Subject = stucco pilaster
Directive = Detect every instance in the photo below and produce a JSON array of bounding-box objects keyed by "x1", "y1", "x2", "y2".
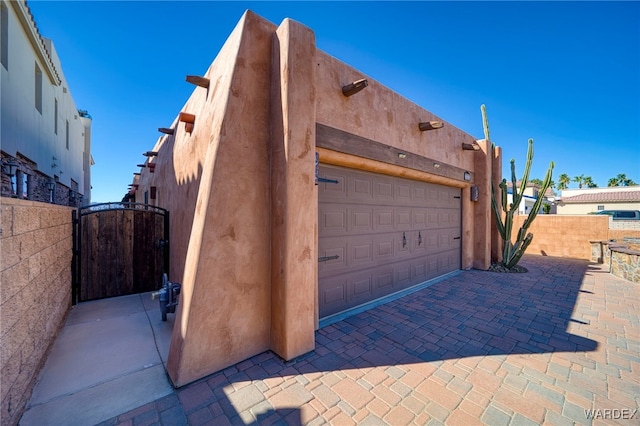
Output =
[
  {"x1": 166, "y1": 11, "x2": 275, "y2": 387},
  {"x1": 270, "y1": 19, "x2": 317, "y2": 360},
  {"x1": 461, "y1": 185, "x2": 473, "y2": 270},
  {"x1": 472, "y1": 140, "x2": 492, "y2": 270}
]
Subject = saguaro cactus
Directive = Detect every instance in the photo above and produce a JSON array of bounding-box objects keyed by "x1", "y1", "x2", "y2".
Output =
[{"x1": 482, "y1": 105, "x2": 554, "y2": 269}]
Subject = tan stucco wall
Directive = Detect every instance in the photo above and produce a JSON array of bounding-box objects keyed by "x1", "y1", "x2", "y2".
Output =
[
  {"x1": 131, "y1": 10, "x2": 498, "y2": 387},
  {"x1": 314, "y1": 53, "x2": 477, "y2": 172},
  {"x1": 0, "y1": 198, "x2": 72, "y2": 426},
  {"x1": 512, "y1": 215, "x2": 609, "y2": 260},
  {"x1": 150, "y1": 11, "x2": 277, "y2": 387},
  {"x1": 270, "y1": 19, "x2": 317, "y2": 359},
  {"x1": 313, "y1": 51, "x2": 492, "y2": 270}
]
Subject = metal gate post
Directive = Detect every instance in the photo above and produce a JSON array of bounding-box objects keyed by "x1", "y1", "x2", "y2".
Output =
[
  {"x1": 71, "y1": 209, "x2": 78, "y2": 305},
  {"x1": 164, "y1": 210, "x2": 170, "y2": 278}
]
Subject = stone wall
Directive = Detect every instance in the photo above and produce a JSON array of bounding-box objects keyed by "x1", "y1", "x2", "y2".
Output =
[
  {"x1": 0, "y1": 198, "x2": 73, "y2": 426},
  {"x1": 0, "y1": 153, "x2": 83, "y2": 207},
  {"x1": 610, "y1": 246, "x2": 640, "y2": 284},
  {"x1": 590, "y1": 241, "x2": 640, "y2": 284}
]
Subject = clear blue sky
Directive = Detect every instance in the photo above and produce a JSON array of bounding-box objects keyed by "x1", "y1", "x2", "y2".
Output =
[{"x1": 28, "y1": 1, "x2": 640, "y2": 202}]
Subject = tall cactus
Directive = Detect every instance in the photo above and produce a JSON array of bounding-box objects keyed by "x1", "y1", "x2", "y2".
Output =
[{"x1": 482, "y1": 105, "x2": 555, "y2": 269}]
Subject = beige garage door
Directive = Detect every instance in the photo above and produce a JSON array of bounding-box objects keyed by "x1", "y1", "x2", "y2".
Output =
[{"x1": 318, "y1": 165, "x2": 461, "y2": 319}]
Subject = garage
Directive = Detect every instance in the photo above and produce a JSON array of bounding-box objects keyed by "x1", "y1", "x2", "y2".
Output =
[{"x1": 318, "y1": 164, "x2": 462, "y2": 319}]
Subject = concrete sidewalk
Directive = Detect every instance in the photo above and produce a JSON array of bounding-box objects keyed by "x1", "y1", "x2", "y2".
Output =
[
  {"x1": 22, "y1": 255, "x2": 640, "y2": 425},
  {"x1": 20, "y1": 293, "x2": 175, "y2": 426}
]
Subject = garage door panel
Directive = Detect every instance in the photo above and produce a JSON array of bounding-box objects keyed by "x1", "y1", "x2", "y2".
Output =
[
  {"x1": 413, "y1": 186, "x2": 427, "y2": 205},
  {"x1": 374, "y1": 178, "x2": 395, "y2": 202},
  {"x1": 351, "y1": 272, "x2": 374, "y2": 305},
  {"x1": 319, "y1": 204, "x2": 348, "y2": 236},
  {"x1": 412, "y1": 259, "x2": 428, "y2": 283},
  {"x1": 350, "y1": 176, "x2": 373, "y2": 201},
  {"x1": 412, "y1": 231, "x2": 427, "y2": 254},
  {"x1": 351, "y1": 240, "x2": 374, "y2": 266},
  {"x1": 350, "y1": 207, "x2": 373, "y2": 233},
  {"x1": 374, "y1": 207, "x2": 395, "y2": 231},
  {"x1": 396, "y1": 183, "x2": 412, "y2": 204},
  {"x1": 373, "y1": 237, "x2": 395, "y2": 262},
  {"x1": 319, "y1": 170, "x2": 347, "y2": 198},
  {"x1": 318, "y1": 239, "x2": 347, "y2": 276},
  {"x1": 395, "y1": 209, "x2": 412, "y2": 230},
  {"x1": 374, "y1": 268, "x2": 394, "y2": 293},
  {"x1": 396, "y1": 232, "x2": 413, "y2": 258},
  {"x1": 413, "y1": 209, "x2": 427, "y2": 228},
  {"x1": 320, "y1": 276, "x2": 348, "y2": 317},
  {"x1": 318, "y1": 164, "x2": 461, "y2": 319},
  {"x1": 425, "y1": 232, "x2": 439, "y2": 254},
  {"x1": 396, "y1": 262, "x2": 412, "y2": 287}
]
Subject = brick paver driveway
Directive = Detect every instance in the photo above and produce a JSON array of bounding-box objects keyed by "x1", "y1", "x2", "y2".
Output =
[{"x1": 102, "y1": 255, "x2": 639, "y2": 425}]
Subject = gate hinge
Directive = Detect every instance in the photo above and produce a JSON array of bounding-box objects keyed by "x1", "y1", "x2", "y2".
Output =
[
  {"x1": 318, "y1": 255, "x2": 340, "y2": 262},
  {"x1": 316, "y1": 177, "x2": 339, "y2": 185}
]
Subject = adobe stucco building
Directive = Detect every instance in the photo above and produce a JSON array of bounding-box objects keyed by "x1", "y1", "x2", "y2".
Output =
[{"x1": 131, "y1": 11, "x2": 501, "y2": 387}]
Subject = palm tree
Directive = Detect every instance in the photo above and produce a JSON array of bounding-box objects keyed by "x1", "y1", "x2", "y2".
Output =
[
  {"x1": 608, "y1": 177, "x2": 620, "y2": 187},
  {"x1": 573, "y1": 174, "x2": 586, "y2": 189},
  {"x1": 583, "y1": 176, "x2": 597, "y2": 188},
  {"x1": 614, "y1": 173, "x2": 636, "y2": 186},
  {"x1": 557, "y1": 173, "x2": 571, "y2": 190}
]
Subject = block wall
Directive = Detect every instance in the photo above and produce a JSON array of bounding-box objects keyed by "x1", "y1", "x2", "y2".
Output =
[
  {"x1": 511, "y1": 215, "x2": 609, "y2": 260},
  {"x1": 0, "y1": 198, "x2": 73, "y2": 426}
]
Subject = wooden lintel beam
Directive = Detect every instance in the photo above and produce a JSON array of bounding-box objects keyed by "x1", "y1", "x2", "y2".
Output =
[
  {"x1": 462, "y1": 142, "x2": 480, "y2": 151},
  {"x1": 179, "y1": 112, "x2": 195, "y2": 124},
  {"x1": 186, "y1": 75, "x2": 210, "y2": 89},
  {"x1": 342, "y1": 79, "x2": 368, "y2": 97},
  {"x1": 316, "y1": 123, "x2": 473, "y2": 183},
  {"x1": 418, "y1": 121, "x2": 444, "y2": 131}
]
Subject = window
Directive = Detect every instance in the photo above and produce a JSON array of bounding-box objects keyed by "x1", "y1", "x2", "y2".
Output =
[
  {"x1": 54, "y1": 99, "x2": 58, "y2": 134},
  {"x1": 17, "y1": 172, "x2": 30, "y2": 199},
  {"x1": 66, "y1": 120, "x2": 69, "y2": 149},
  {"x1": 597, "y1": 205, "x2": 604, "y2": 211},
  {"x1": 9, "y1": 175, "x2": 16, "y2": 196},
  {"x1": 35, "y1": 64, "x2": 43, "y2": 113},
  {"x1": 1, "y1": 3, "x2": 8, "y2": 69},
  {"x1": 617, "y1": 211, "x2": 636, "y2": 219}
]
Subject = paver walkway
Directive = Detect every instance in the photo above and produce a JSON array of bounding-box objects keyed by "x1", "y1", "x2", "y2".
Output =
[{"x1": 99, "y1": 255, "x2": 639, "y2": 425}]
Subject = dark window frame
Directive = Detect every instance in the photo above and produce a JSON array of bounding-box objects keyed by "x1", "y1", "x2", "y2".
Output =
[{"x1": 35, "y1": 63, "x2": 43, "y2": 113}]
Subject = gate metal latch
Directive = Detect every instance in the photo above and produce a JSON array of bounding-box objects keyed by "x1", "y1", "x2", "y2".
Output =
[
  {"x1": 318, "y1": 255, "x2": 340, "y2": 262},
  {"x1": 151, "y1": 273, "x2": 181, "y2": 321}
]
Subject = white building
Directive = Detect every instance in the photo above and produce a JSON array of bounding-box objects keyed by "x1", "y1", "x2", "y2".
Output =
[
  {"x1": 506, "y1": 182, "x2": 554, "y2": 215},
  {"x1": 556, "y1": 186, "x2": 640, "y2": 215},
  {"x1": 1, "y1": 0, "x2": 92, "y2": 205}
]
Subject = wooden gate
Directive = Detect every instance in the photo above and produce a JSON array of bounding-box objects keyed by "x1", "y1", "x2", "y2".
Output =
[{"x1": 72, "y1": 202, "x2": 169, "y2": 303}]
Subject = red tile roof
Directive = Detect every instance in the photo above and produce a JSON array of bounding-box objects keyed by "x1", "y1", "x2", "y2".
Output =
[{"x1": 560, "y1": 191, "x2": 640, "y2": 203}]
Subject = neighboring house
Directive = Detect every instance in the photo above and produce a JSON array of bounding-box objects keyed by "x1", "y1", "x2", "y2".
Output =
[
  {"x1": 556, "y1": 186, "x2": 640, "y2": 215},
  {"x1": 0, "y1": 0, "x2": 92, "y2": 206},
  {"x1": 506, "y1": 181, "x2": 555, "y2": 214},
  {"x1": 129, "y1": 11, "x2": 504, "y2": 387}
]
